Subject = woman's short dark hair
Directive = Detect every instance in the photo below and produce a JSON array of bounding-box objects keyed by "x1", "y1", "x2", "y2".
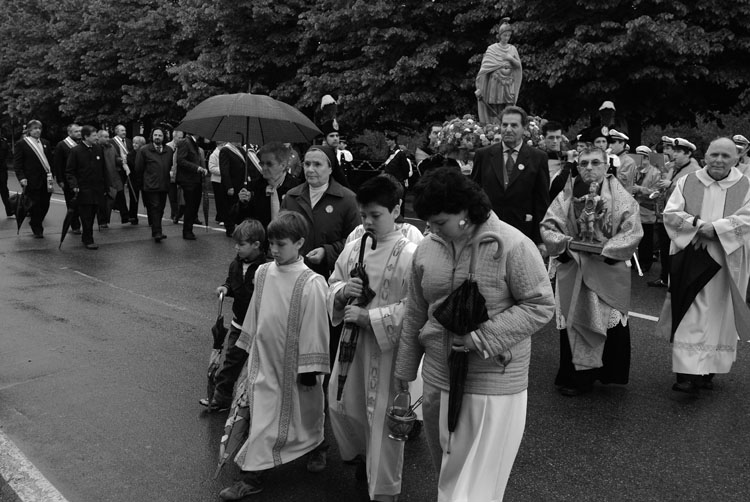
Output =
[
  {"x1": 267, "y1": 211, "x2": 309, "y2": 242},
  {"x1": 258, "y1": 142, "x2": 290, "y2": 165},
  {"x1": 356, "y1": 175, "x2": 400, "y2": 211},
  {"x1": 413, "y1": 167, "x2": 491, "y2": 224}
]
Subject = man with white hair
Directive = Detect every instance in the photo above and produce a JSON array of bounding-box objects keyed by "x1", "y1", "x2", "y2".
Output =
[{"x1": 657, "y1": 137, "x2": 750, "y2": 394}]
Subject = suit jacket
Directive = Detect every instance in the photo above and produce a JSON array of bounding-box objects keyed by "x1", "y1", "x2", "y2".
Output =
[
  {"x1": 175, "y1": 136, "x2": 204, "y2": 186},
  {"x1": 66, "y1": 143, "x2": 110, "y2": 205},
  {"x1": 472, "y1": 142, "x2": 550, "y2": 244},
  {"x1": 229, "y1": 173, "x2": 302, "y2": 228},
  {"x1": 111, "y1": 137, "x2": 133, "y2": 172},
  {"x1": 220, "y1": 147, "x2": 255, "y2": 193},
  {"x1": 53, "y1": 138, "x2": 78, "y2": 184},
  {"x1": 14, "y1": 137, "x2": 52, "y2": 191},
  {"x1": 135, "y1": 144, "x2": 174, "y2": 192}
]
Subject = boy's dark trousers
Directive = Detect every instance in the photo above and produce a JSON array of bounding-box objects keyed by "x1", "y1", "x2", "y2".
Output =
[{"x1": 213, "y1": 324, "x2": 249, "y2": 404}]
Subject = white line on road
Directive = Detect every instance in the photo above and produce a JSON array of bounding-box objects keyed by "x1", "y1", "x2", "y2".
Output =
[
  {"x1": 65, "y1": 268, "x2": 191, "y2": 313},
  {"x1": 0, "y1": 430, "x2": 70, "y2": 502}
]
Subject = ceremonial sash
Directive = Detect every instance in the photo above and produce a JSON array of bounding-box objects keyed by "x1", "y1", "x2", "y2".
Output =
[
  {"x1": 23, "y1": 137, "x2": 51, "y2": 174},
  {"x1": 64, "y1": 137, "x2": 77, "y2": 149}
]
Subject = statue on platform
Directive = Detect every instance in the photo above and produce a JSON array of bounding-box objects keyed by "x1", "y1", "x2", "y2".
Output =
[
  {"x1": 573, "y1": 182, "x2": 608, "y2": 251},
  {"x1": 475, "y1": 18, "x2": 523, "y2": 124}
]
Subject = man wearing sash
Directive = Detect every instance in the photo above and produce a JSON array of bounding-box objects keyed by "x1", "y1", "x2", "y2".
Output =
[
  {"x1": 111, "y1": 125, "x2": 137, "y2": 225},
  {"x1": 53, "y1": 124, "x2": 82, "y2": 234},
  {"x1": 220, "y1": 142, "x2": 258, "y2": 236},
  {"x1": 541, "y1": 146, "x2": 643, "y2": 396},
  {"x1": 14, "y1": 120, "x2": 53, "y2": 238},
  {"x1": 658, "y1": 138, "x2": 750, "y2": 394}
]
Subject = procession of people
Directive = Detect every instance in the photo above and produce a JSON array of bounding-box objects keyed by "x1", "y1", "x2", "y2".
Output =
[{"x1": 2, "y1": 16, "x2": 750, "y2": 502}]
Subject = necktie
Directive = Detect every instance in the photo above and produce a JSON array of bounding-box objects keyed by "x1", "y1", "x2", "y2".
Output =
[
  {"x1": 504, "y1": 150, "x2": 515, "y2": 188},
  {"x1": 269, "y1": 185, "x2": 280, "y2": 221}
]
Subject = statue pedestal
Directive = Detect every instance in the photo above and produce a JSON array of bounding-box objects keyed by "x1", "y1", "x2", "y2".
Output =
[{"x1": 569, "y1": 240, "x2": 604, "y2": 254}]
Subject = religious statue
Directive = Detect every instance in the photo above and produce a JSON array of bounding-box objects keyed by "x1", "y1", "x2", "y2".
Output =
[
  {"x1": 475, "y1": 18, "x2": 523, "y2": 124},
  {"x1": 571, "y1": 182, "x2": 607, "y2": 252}
]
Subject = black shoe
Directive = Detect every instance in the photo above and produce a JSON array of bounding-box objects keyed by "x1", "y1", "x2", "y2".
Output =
[
  {"x1": 672, "y1": 381, "x2": 699, "y2": 394},
  {"x1": 183, "y1": 232, "x2": 196, "y2": 240},
  {"x1": 647, "y1": 278, "x2": 668, "y2": 287},
  {"x1": 71, "y1": 229, "x2": 82, "y2": 235},
  {"x1": 154, "y1": 235, "x2": 163, "y2": 242},
  {"x1": 208, "y1": 397, "x2": 232, "y2": 413},
  {"x1": 558, "y1": 384, "x2": 592, "y2": 397},
  {"x1": 171, "y1": 216, "x2": 179, "y2": 224},
  {"x1": 219, "y1": 479, "x2": 263, "y2": 500},
  {"x1": 84, "y1": 243, "x2": 99, "y2": 250},
  {"x1": 33, "y1": 233, "x2": 44, "y2": 239},
  {"x1": 100, "y1": 224, "x2": 109, "y2": 229},
  {"x1": 194, "y1": 218, "x2": 204, "y2": 226},
  {"x1": 129, "y1": 218, "x2": 138, "y2": 225}
]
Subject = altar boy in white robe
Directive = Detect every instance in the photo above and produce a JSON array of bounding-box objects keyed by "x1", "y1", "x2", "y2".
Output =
[
  {"x1": 328, "y1": 176, "x2": 420, "y2": 502},
  {"x1": 658, "y1": 138, "x2": 750, "y2": 394},
  {"x1": 220, "y1": 211, "x2": 330, "y2": 501}
]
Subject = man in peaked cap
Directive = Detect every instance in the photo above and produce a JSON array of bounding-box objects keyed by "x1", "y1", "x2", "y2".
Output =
[
  {"x1": 608, "y1": 129, "x2": 637, "y2": 191},
  {"x1": 316, "y1": 119, "x2": 349, "y2": 188},
  {"x1": 648, "y1": 137, "x2": 701, "y2": 288},
  {"x1": 733, "y1": 134, "x2": 749, "y2": 175}
]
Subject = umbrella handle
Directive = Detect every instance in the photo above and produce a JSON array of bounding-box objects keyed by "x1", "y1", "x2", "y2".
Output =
[
  {"x1": 469, "y1": 232, "x2": 503, "y2": 275},
  {"x1": 218, "y1": 292, "x2": 224, "y2": 316}
]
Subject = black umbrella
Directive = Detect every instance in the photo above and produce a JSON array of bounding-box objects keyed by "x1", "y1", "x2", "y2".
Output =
[
  {"x1": 14, "y1": 189, "x2": 32, "y2": 234},
  {"x1": 176, "y1": 93, "x2": 321, "y2": 144},
  {"x1": 336, "y1": 230, "x2": 377, "y2": 400},
  {"x1": 206, "y1": 292, "x2": 229, "y2": 405},
  {"x1": 432, "y1": 232, "x2": 502, "y2": 452},
  {"x1": 667, "y1": 245, "x2": 721, "y2": 341},
  {"x1": 58, "y1": 195, "x2": 78, "y2": 249}
]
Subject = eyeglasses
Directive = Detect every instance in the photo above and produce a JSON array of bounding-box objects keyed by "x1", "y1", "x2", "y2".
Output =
[{"x1": 578, "y1": 160, "x2": 605, "y2": 168}]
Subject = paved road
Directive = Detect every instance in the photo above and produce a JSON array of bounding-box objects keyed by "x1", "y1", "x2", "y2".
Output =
[{"x1": 0, "y1": 185, "x2": 748, "y2": 502}]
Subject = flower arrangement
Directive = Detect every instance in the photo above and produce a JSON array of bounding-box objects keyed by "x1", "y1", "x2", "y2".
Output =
[
  {"x1": 526, "y1": 115, "x2": 544, "y2": 148},
  {"x1": 481, "y1": 123, "x2": 503, "y2": 147},
  {"x1": 436, "y1": 114, "x2": 485, "y2": 154}
]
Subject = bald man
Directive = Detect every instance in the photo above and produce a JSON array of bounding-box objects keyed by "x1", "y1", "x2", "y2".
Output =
[{"x1": 657, "y1": 138, "x2": 750, "y2": 394}]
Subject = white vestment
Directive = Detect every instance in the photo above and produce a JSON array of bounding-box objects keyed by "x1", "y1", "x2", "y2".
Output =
[
  {"x1": 327, "y1": 230, "x2": 417, "y2": 500},
  {"x1": 234, "y1": 259, "x2": 330, "y2": 471},
  {"x1": 661, "y1": 168, "x2": 750, "y2": 375}
]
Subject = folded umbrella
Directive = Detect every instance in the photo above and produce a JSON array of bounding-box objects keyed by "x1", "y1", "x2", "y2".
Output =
[
  {"x1": 336, "y1": 230, "x2": 377, "y2": 400},
  {"x1": 213, "y1": 377, "x2": 250, "y2": 479},
  {"x1": 432, "y1": 232, "x2": 502, "y2": 452},
  {"x1": 667, "y1": 245, "x2": 720, "y2": 341},
  {"x1": 14, "y1": 189, "x2": 33, "y2": 234},
  {"x1": 206, "y1": 293, "x2": 228, "y2": 404},
  {"x1": 59, "y1": 195, "x2": 78, "y2": 249}
]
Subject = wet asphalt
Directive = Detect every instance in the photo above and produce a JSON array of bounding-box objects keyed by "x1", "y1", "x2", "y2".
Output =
[{"x1": 0, "y1": 182, "x2": 748, "y2": 502}]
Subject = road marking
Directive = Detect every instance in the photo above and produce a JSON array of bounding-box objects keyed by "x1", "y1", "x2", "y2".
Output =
[
  {"x1": 628, "y1": 311, "x2": 659, "y2": 322},
  {"x1": 65, "y1": 268, "x2": 192, "y2": 313},
  {"x1": 0, "y1": 430, "x2": 70, "y2": 502}
]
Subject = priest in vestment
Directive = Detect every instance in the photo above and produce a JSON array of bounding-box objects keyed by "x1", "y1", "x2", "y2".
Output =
[
  {"x1": 541, "y1": 146, "x2": 643, "y2": 397},
  {"x1": 657, "y1": 138, "x2": 750, "y2": 394},
  {"x1": 328, "y1": 176, "x2": 420, "y2": 502}
]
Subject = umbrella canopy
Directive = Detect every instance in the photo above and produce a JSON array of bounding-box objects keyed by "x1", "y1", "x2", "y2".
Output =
[
  {"x1": 176, "y1": 93, "x2": 321, "y2": 144},
  {"x1": 13, "y1": 189, "x2": 33, "y2": 234},
  {"x1": 667, "y1": 245, "x2": 721, "y2": 341},
  {"x1": 336, "y1": 231, "x2": 377, "y2": 400},
  {"x1": 214, "y1": 379, "x2": 250, "y2": 479},
  {"x1": 432, "y1": 232, "x2": 502, "y2": 451}
]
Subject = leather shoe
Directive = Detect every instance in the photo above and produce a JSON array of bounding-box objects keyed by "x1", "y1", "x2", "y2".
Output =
[
  {"x1": 219, "y1": 479, "x2": 263, "y2": 500},
  {"x1": 33, "y1": 233, "x2": 44, "y2": 239},
  {"x1": 558, "y1": 385, "x2": 592, "y2": 397},
  {"x1": 71, "y1": 229, "x2": 82, "y2": 235},
  {"x1": 194, "y1": 218, "x2": 204, "y2": 225},
  {"x1": 183, "y1": 233, "x2": 196, "y2": 240},
  {"x1": 647, "y1": 278, "x2": 668, "y2": 288},
  {"x1": 84, "y1": 243, "x2": 99, "y2": 250},
  {"x1": 129, "y1": 218, "x2": 138, "y2": 225},
  {"x1": 672, "y1": 381, "x2": 698, "y2": 394}
]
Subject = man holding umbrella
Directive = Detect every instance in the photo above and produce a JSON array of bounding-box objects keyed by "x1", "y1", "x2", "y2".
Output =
[
  {"x1": 66, "y1": 125, "x2": 110, "y2": 250},
  {"x1": 657, "y1": 138, "x2": 750, "y2": 394}
]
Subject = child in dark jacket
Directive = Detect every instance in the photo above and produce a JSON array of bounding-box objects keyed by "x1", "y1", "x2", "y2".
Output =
[{"x1": 204, "y1": 218, "x2": 268, "y2": 411}]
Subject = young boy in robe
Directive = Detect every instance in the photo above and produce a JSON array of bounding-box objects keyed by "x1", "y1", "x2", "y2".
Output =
[
  {"x1": 328, "y1": 176, "x2": 420, "y2": 502},
  {"x1": 219, "y1": 211, "x2": 330, "y2": 501},
  {"x1": 200, "y1": 218, "x2": 267, "y2": 412}
]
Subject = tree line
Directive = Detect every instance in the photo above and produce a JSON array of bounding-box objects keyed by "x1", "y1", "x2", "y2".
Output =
[{"x1": 1, "y1": 0, "x2": 748, "y2": 142}]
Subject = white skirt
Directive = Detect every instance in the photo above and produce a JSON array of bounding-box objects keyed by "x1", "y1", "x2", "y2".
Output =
[{"x1": 437, "y1": 389, "x2": 527, "y2": 502}]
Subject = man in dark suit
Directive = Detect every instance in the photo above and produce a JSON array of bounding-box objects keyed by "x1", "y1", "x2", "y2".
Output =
[
  {"x1": 111, "y1": 124, "x2": 137, "y2": 225},
  {"x1": 66, "y1": 125, "x2": 110, "y2": 250},
  {"x1": 14, "y1": 120, "x2": 54, "y2": 237},
  {"x1": 175, "y1": 133, "x2": 208, "y2": 240},
  {"x1": 0, "y1": 135, "x2": 10, "y2": 217},
  {"x1": 472, "y1": 106, "x2": 550, "y2": 251},
  {"x1": 53, "y1": 124, "x2": 82, "y2": 233},
  {"x1": 220, "y1": 142, "x2": 257, "y2": 236}
]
